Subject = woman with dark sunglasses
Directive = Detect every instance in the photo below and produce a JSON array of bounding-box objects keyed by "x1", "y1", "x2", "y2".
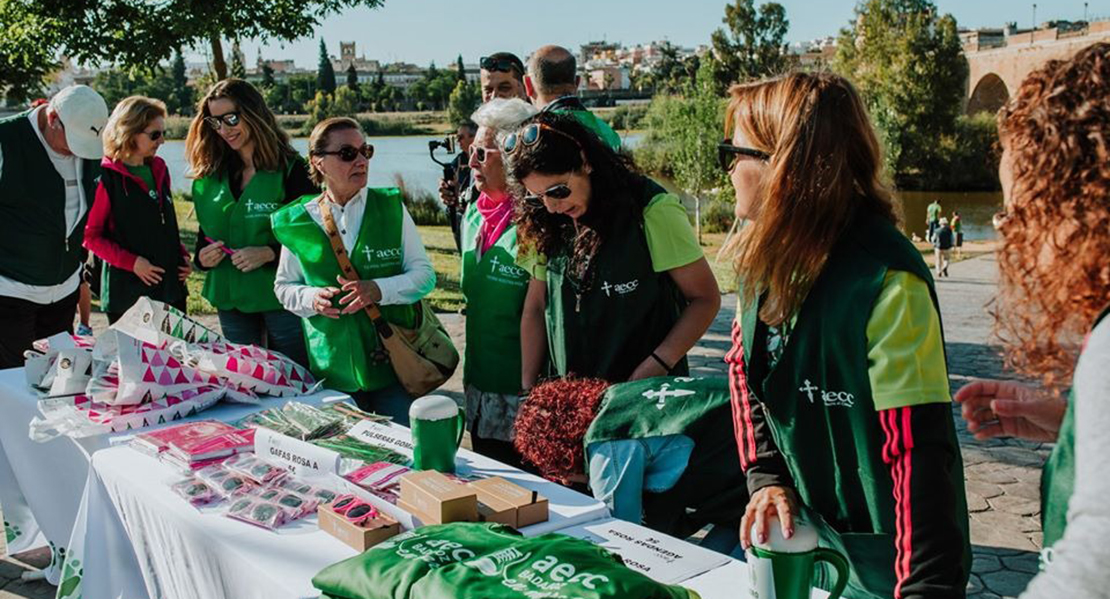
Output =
[
  {"x1": 724, "y1": 72, "x2": 968, "y2": 599},
  {"x1": 506, "y1": 112, "x2": 720, "y2": 388},
  {"x1": 184, "y1": 78, "x2": 316, "y2": 366},
  {"x1": 272, "y1": 117, "x2": 435, "y2": 424},
  {"x1": 84, "y1": 95, "x2": 190, "y2": 322}
]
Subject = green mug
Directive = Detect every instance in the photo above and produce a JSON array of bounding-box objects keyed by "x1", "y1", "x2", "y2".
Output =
[
  {"x1": 409, "y1": 395, "x2": 465, "y2": 473},
  {"x1": 746, "y1": 521, "x2": 849, "y2": 599}
]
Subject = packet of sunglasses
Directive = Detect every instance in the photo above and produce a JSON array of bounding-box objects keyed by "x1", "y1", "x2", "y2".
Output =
[
  {"x1": 275, "y1": 477, "x2": 340, "y2": 504},
  {"x1": 282, "y1": 402, "x2": 345, "y2": 440},
  {"x1": 311, "y1": 434, "x2": 408, "y2": 465},
  {"x1": 251, "y1": 487, "x2": 321, "y2": 519},
  {"x1": 194, "y1": 465, "x2": 257, "y2": 499},
  {"x1": 223, "y1": 453, "x2": 289, "y2": 485},
  {"x1": 170, "y1": 477, "x2": 221, "y2": 507},
  {"x1": 224, "y1": 496, "x2": 291, "y2": 530}
]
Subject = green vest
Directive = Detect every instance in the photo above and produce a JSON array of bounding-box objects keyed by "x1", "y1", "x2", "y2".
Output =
[
  {"x1": 0, "y1": 111, "x2": 100, "y2": 286},
  {"x1": 584, "y1": 376, "x2": 748, "y2": 536},
  {"x1": 546, "y1": 180, "x2": 688, "y2": 382},
  {"x1": 460, "y1": 201, "x2": 529, "y2": 394},
  {"x1": 270, "y1": 189, "x2": 417, "y2": 393},
  {"x1": 738, "y1": 212, "x2": 969, "y2": 599},
  {"x1": 193, "y1": 164, "x2": 296, "y2": 313}
]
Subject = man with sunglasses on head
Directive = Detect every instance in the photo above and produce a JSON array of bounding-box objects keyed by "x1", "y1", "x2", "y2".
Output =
[
  {"x1": 0, "y1": 85, "x2": 108, "y2": 368},
  {"x1": 479, "y1": 52, "x2": 529, "y2": 103},
  {"x1": 525, "y1": 45, "x2": 621, "y2": 151}
]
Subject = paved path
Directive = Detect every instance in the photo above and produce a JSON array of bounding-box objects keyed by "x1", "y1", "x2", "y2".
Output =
[{"x1": 1, "y1": 252, "x2": 1044, "y2": 597}]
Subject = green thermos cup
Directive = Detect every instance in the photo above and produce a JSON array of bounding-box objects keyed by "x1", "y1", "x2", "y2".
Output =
[
  {"x1": 746, "y1": 519, "x2": 849, "y2": 599},
  {"x1": 409, "y1": 395, "x2": 465, "y2": 473}
]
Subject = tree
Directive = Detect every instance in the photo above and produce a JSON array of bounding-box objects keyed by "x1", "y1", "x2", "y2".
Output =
[
  {"x1": 317, "y1": 38, "x2": 336, "y2": 94},
  {"x1": 832, "y1": 0, "x2": 968, "y2": 187},
  {"x1": 229, "y1": 40, "x2": 247, "y2": 79},
  {"x1": 346, "y1": 63, "x2": 359, "y2": 91},
  {"x1": 261, "y1": 63, "x2": 275, "y2": 88},
  {"x1": 709, "y1": 0, "x2": 790, "y2": 92},
  {"x1": 0, "y1": 0, "x2": 64, "y2": 103},
  {"x1": 446, "y1": 80, "x2": 480, "y2": 126},
  {"x1": 455, "y1": 55, "x2": 466, "y2": 81},
  {"x1": 332, "y1": 85, "x2": 358, "y2": 116},
  {"x1": 22, "y1": 0, "x2": 386, "y2": 80},
  {"x1": 171, "y1": 50, "x2": 194, "y2": 115}
]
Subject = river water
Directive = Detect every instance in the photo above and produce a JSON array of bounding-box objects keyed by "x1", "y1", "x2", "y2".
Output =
[{"x1": 159, "y1": 137, "x2": 1001, "y2": 242}]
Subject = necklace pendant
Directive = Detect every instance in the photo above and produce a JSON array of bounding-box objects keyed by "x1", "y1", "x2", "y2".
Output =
[{"x1": 575, "y1": 293, "x2": 581, "y2": 313}]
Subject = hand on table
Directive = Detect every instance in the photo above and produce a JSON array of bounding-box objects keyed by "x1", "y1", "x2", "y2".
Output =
[
  {"x1": 954, "y1": 379, "x2": 1065, "y2": 442},
  {"x1": 741, "y1": 485, "x2": 799, "y2": 549},
  {"x1": 133, "y1": 257, "x2": 164, "y2": 286},
  {"x1": 230, "y1": 246, "x2": 275, "y2": 273},
  {"x1": 337, "y1": 275, "x2": 383, "y2": 314}
]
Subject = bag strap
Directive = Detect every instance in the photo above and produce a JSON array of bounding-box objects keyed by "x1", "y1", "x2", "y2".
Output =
[{"x1": 317, "y1": 196, "x2": 395, "y2": 339}]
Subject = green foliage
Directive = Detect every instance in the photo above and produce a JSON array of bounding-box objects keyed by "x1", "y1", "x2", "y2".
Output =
[
  {"x1": 633, "y1": 42, "x2": 699, "y2": 94},
  {"x1": 171, "y1": 51, "x2": 194, "y2": 115},
  {"x1": 455, "y1": 55, "x2": 466, "y2": 81},
  {"x1": 833, "y1": 0, "x2": 971, "y2": 189},
  {"x1": 261, "y1": 63, "x2": 276, "y2": 88},
  {"x1": 0, "y1": 0, "x2": 64, "y2": 103},
  {"x1": 346, "y1": 63, "x2": 359, "y2": 91},
  {"x1": 393, "y1": 175, "x2": 448, "y2": 226},
  {"x1": 605, "y1": 104, "x2": 648, "y2": 131},
  {"x1": 229, "y1": 41, "x2": 247, "y2": 79},
  {"x1": 446, "y1": 80, "x2": 481, "y2": 127},
  {"x1": 701, "y1": 188, "x2": 738, "y2": 234},
  {"x1": 91, "y1": 66, "x2": 194, "y2": 116},
  {"x1": 709, "y1": 0, "x2": 790, "y2": 92},
  {"x1": 926, "y1": 113, "x2": 1000, "y2": 190},
  {"x1": 317, "y1": 38, "x2": 337, "y2": 94}
]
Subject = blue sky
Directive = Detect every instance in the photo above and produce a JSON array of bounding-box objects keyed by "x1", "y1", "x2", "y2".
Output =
[{"x1": 217, "y1": 1, "x2": 1101, "y2": 68}]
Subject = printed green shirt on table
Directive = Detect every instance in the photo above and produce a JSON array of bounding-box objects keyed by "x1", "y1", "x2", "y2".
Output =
[
  {"x1": 192, "y1": 162, "x2": 296, "y2": 313},
  {"x1": 270, "y1": 188, "x2": 417, "y2": 393}
]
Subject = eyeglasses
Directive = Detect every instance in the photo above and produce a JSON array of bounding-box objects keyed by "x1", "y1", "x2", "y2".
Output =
[
  {"x1": 204, "y1": 112, "x2": 241, "y2": 130},
  {"x1": 523, "y1": 183, "x2": 573, "y2": 205},
  {"x1": 142, "y1": 129, "x2": 164, "y2": 142},
  {"x1": 330, "y1": 494, "x2": 380, "y2": 526},
  {"x1": 313, "y1": 143, "x2": 375, "y2": 162},
  {"x1": 470, "y1": 145, "x2": 498, "y2": 164},
  {"x1": 480, "y1": 56, "x2": 523, "y2": 74},
  {"x1": 503, "y1": 122, "x2": 582, "y2": 155},
  {"x1": 718, "y1": 140, "x2": 770, "y2": 171}
]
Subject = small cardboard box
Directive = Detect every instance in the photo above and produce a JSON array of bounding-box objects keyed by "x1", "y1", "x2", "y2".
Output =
[
  {"x1": 469, "y1": 477, "x2": 549, "y2": 528},
  {"x1": 318, "y1": 503, "x2": 400, "y2": 552},
  {"x1": 398, "y1": 470, "x2": 477, "y2": 524},
  {"x1": 475, "y1": 494, "x2": 517, "y2": 527}
]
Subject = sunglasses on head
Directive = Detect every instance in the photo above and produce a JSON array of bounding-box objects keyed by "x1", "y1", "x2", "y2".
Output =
[
  {"x1": 718, "y1": 140, "x2": 770, "y2": 171},
  {"x1": 503, "y1": 122, "x2": 582, "y2": 155},
  {"x1": 480, "y1": 56, "x2": 523, "y2": 74},
  {"x1": 204, "y1": 112, "x2": 241, "y2": 130},
  {"x1": 143, "y1": 129, "x2": 164, "y2": 142},
  {"x1": 524, "y1": 183, "x2": 573, "y2": 205},
  {"x1": 313, "y1": 143, "x2": 375, "y2": 162},
  {"x1": 470, "y1": 145, "x2": 499, "y2": 164}
]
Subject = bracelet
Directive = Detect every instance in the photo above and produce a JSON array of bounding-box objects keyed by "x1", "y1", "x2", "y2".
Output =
[{"x1": 650, "y1": 352, "x2": 673, "y2": 373}]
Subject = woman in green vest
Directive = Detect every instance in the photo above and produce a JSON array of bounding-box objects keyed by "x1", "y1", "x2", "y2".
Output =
[
  {"x1": 724, "y1": 72, "x2": 969, "y2": 599},
  {"x1": 506, "y1": 113, "x2": 720, "y2": 388},
  {"x1": 84, "y1": 95, "x2": 190, "y2": 323},
  {"x1": 458, "y1": 98, "x2": 538, "y2": 466},
  {"x1": 272, "y1": 117, "x2": 435, "y2": 425},
  {"x1": 955, "y1": 44, "x2": 1110, "y2": 598},
  {"x1": 185, "y1": 78, "x2": 316, "y2": 366}
]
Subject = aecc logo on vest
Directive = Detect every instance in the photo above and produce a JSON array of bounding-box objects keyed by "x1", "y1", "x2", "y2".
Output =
[
  {"x1": 362, "y1": 246, "x2": 403, "y2": 263},
  {"x1": 489, "y1": 255, "x2": 527, "y2": 280},
  {"x1": 243, "y1": 199, "x2": 280, "y2": 216},
  {"x1": 798, "y1": 379, "x2": 855, "y2": 408},
  {"x1": 600, "y1": 279, "x2": 639, "y2": 297}
]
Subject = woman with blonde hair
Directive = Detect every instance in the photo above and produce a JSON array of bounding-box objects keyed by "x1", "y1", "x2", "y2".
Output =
[
  {"x1": 272, "y1": 117, "x2": 435, "y2": 423},
  {"x1": 84, "y1": 95, "x2": 189, "y2": 322},
  {"x1": 955, "y1": 43, "x2": 1110, "y2": 598},
  {"x1": 186, "y1": 78, "x2": 315, "y2": 365},
  {"x1": 724, "y1": 72, "x2": 969, "y2": 598}
]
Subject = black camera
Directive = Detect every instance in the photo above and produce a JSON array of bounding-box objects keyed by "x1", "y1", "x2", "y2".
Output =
[{"x1": 429, "y1": 135, "x2": 459, "y2": 181}]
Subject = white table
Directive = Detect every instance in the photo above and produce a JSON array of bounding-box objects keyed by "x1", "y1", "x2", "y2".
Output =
[{"x1": 0, "y1": 366, "x2": 344, "y2": 586}]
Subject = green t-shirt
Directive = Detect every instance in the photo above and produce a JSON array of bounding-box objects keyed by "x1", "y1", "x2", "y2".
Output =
[
  {"x1": 516, "y1": 193, "x2": 702, "y2": 280},
  {"x1": 926, "y1": 202, "x2": 941, "y2": 221},
  {"x1": 126, "y1": 163, "x2": 156, "y2": 194}
]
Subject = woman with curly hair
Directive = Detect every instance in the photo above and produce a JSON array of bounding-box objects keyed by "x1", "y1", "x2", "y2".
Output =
[
  {"x1": 507, "y1": 112, "x2": 720, "y2": 388},
  {"x1": 955, "y1": 43, "x2": 1110, "y2": 597},
  {"x1": 725, "y1": 71, "x2": 969, "y2": 599}
]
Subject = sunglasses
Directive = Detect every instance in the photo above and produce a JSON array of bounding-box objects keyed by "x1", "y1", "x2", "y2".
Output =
[
  {"x1": 718, "y1": 140, "x2": 771, "y2": 171},
  {"x1": 470, "y1": 145, "x2": 498, "y2": 164},
  {"x1": 524, "y1": 183, "x2": 573, "y2": 205},
  {"x1": 331, "y1": 494, "x2": 380, "y2": 526},
  {"x1": 313, "y1": 143, "x2": 374, "y2": 162},
  {"x1": 142, "y1": 129, "x2": 164, "y2": 142},
  {"x1": 480, "y1": 56, "x2": 523, "y2": 74},
  {"x1": 204, "y1": 112, "x2": 241, "y2": 130},
  {"x1": 503, "y1": 122, "x2": 582, "y2": 155}
]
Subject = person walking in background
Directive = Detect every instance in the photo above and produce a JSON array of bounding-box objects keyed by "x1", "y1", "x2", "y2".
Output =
[
  {"x1": 723, "y1": 72, "x2": 968, "y2": 599},
  {"x1": 955, "y1": 43, "x2": 1110, "y2": 599},
  {"x1": 925, "y1": 198, "x2": 941, "y2": 243},
  {"x1": 510, "y1": 112, "x2": 720, "y2": 388},
  {"x1": 951, "y1": 210, "x2": 963, "y2": 259},
  {"x1": 525, "y1": 45, "x2": 622, "y2": 150},
  {"x1": 0, "y1": 85, "x2": 107, "y2": 367},
  {"x1": 272, "y1": 117, "x2": 435, "y2": 423},
  {"x1": 459, "y1": 98, "x2": 538, "y2": 467},
  {"x1": 84, "y1": 96, "x2": 190, "y2": 323},
  {"x1": 186, "y1": 78, "x2": 315, "y2": 366},
  {"x1": 933, "y1": 216, "x2": 953, "y2": 278}
]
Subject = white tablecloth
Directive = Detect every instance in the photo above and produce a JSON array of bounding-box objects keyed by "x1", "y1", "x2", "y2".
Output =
[{"x1": 0, "y1": 366, "x2": 344, "y2": 586}]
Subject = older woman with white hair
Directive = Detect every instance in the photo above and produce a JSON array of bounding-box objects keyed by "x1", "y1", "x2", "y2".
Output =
[{"x1": 460, "y1": 98, "x2": 538, "y2": 466}]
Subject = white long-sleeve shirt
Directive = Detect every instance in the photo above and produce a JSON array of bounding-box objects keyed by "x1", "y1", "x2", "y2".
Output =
[
  {"x1": 1020, "y1": 317, "x2": 1110, "y2": 599},
  {"x1": 273, "y1": 188, "x2": 435, "y2": 318}
]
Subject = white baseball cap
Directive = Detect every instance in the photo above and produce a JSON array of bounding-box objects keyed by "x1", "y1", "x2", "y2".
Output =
[{"x1": 49, "y1": 85, "x2": 109, "y2": 160}]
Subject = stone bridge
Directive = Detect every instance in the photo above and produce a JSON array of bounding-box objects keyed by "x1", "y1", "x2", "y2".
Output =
[{"x1": 963, "y1": 20, "x2": 1110, "y2": 114}]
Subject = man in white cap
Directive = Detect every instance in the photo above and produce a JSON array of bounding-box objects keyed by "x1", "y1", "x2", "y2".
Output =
[{"x1": 0, "y1": 84, "x2": 108, "y2": 367}]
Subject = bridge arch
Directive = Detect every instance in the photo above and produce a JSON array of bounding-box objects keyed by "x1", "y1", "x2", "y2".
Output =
[{"x1": 967, "y1": 73, "x2": 1009, "y2": 115}]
